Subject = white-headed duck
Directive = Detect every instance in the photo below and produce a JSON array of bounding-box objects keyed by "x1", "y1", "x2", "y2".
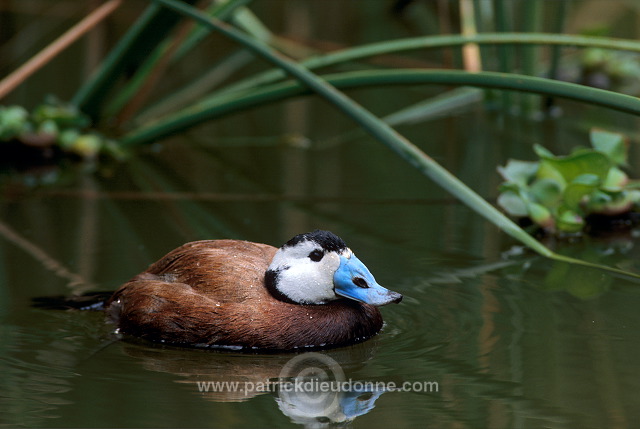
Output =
[{"x1": 105, "y1": 230, "x2": 402, "y2": 351}]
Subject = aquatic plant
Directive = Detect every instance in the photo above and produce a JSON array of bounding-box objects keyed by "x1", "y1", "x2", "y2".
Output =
[
  {"x1": 0, "y1": 99, "x2": 122, "y2": 159},
  {"x1": 498, "y1": 129, "x2": 640, "y2": 235}
]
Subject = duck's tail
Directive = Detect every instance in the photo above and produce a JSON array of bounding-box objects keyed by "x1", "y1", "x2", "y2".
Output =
[{"x1": 31, "y1": 291, "x2": 113, "y2": 311}]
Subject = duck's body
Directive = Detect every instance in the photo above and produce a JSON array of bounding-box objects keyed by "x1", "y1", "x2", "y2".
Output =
[{"x1": 106, "y1": 231, "x2": 401, "y2": 351}]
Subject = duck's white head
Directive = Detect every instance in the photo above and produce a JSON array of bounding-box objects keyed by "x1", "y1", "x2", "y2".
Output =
[{"x1": 265, "y1": 230, "x2": 402, "y2": 306}]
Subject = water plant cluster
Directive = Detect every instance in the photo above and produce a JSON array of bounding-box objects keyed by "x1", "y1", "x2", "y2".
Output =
[
  {"x1": 498, "y1": 129, "x2": 640, "y2": 235},
  {"x1": 0, "y1": 100, "x2": 121, "y2": 159}
]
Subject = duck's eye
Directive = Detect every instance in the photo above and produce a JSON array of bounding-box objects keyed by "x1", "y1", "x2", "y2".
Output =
[
  {"x1": 308, "y1": 249, "x2": 324, "y2": 262},
  {"x1": 353, "y1": 277, "x2": 369, "y2": 288}
]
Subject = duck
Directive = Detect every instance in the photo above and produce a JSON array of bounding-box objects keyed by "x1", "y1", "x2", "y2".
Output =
[{"x1": 105, "y1": 230, "x2": 402, "y2": 351}]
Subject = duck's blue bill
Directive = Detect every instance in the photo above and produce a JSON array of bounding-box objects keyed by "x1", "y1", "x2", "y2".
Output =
[{"x1": 333, "y1": 255, "x2": 402, "y2": 306}]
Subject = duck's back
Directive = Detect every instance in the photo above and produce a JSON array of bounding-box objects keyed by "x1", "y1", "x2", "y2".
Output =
[
  {"x1": 140, "y1": 239, "x2": 277, "y2": 302},
  {"x1": 106, "y1": 240, "x2": 383, "y2": 350}
]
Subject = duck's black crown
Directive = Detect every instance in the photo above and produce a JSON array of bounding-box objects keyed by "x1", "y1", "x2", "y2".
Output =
[{"x1": 283, "y1": 230, "x2": 348, "y2": 253}]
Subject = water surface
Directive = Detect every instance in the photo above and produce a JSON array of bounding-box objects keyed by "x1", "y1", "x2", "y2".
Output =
[{"x1": 2, "y1": 105, "x2": 640, "y2": 428}]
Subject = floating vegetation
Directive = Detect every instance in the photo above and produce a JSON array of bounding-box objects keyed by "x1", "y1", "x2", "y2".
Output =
[
  {"x1": 498, "y1": 129, "x2": 640, "y2": 236},
  {"x1": 0, "y1": 99, "x2": 124, "y2": 161}
]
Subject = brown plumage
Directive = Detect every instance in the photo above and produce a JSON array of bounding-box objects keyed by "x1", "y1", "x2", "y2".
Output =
[{"x1": 105, "y1": 239, "x2": 385, "y2": 351}]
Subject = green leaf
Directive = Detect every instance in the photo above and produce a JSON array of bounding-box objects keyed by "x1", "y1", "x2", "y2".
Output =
[
  {"x1": 527, "y1": 202, "x2": 554, "y2": 229},
  {"x1": 588, "y1": 190, "x2": 634, "y2": 215},
  {"x1": 573, "y1": 173, "x2": 601, "y2": 186},
  {"x1": 563, "y1": 174, "x2": 601, "y2": 209},
  {"x1": 536, "y1": 160, "x2": 566, "y2": 188},
  {"x1": 539, "y1": 150, "x2": 611, "y2": 183},
  {"x1": 629, "y1": 189, "x2": 640, "y2": 205},
  {"x1": 497, "y1": 160, "x2": 539, "y2": 186},
  {"x1": 556, "y1": 208, "x2": 585, "y2": 233},
  {"x1": 602, "y1": 166, "x2": 628, "y2": 191},
  {"x1": 497, "y1": 191, "x2": 528, "y2": 217},
  {"x1": 498, "y1": 182, "x2": 522, "y2": 193},
  {"x1": 529, "y1": 178, "x2": 563, "y2": 207},
  {"x1": 590, "y1": 128, "x2": 628, "y2": 166},
  {"x1": 533, "y1": 144, "x2": 555, "y2": 158},
  {"x1": 0, "y1": 105, "x2": 29, "y2": 139},
  {"x1": 32, "y1": 102, "x2": 89, "y2": 129},
  {"x1": 586, "y1": 190, "x2": 613, "y2": 211},
  {"x1": 70, "y1": 134, "x2": 102, "y2": 158}
]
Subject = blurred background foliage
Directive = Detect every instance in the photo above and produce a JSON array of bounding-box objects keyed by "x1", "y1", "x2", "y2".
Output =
[{"x1": 2, "y1": 0, "x2": 640, "y2": 157}]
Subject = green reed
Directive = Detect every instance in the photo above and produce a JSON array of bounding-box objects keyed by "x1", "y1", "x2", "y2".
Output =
[
  {"x1": 6, "y1": 0, "x2": 640, "y2": 279},
  {"x1": 124, "y1": 0, "x2": 640, "y2": 281}
]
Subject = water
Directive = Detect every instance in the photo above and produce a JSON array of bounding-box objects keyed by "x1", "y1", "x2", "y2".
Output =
[{"x1": 2, "y1": 103, "x2": 640, "y2": 428}]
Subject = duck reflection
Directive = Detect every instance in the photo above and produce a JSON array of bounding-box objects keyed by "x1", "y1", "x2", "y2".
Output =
[
  {"x1": 120, "y1": 340, "x2": 387, "y2": 425},
  {"x1": 274, "y1": 381, "x2": 384, "y2": 427}
]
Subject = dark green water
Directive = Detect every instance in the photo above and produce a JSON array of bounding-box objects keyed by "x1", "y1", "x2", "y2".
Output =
[
  {"x1": 3, "y1": 1, "x2": 640, "y2": 427},
  {"x1": 2, "y1": 103, "x2": 640, "y2": 428}
]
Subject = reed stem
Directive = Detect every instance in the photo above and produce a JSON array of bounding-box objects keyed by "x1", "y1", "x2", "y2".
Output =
[
  {"x1": 0, "y1": 0, "x2": 121, "y2": 100},
  {"x1": 144, "y1": 0, "x2": 640, "y2": 279},
  {"x1": 124, "y1": 69, "x2": 640, "y2": 146}
]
